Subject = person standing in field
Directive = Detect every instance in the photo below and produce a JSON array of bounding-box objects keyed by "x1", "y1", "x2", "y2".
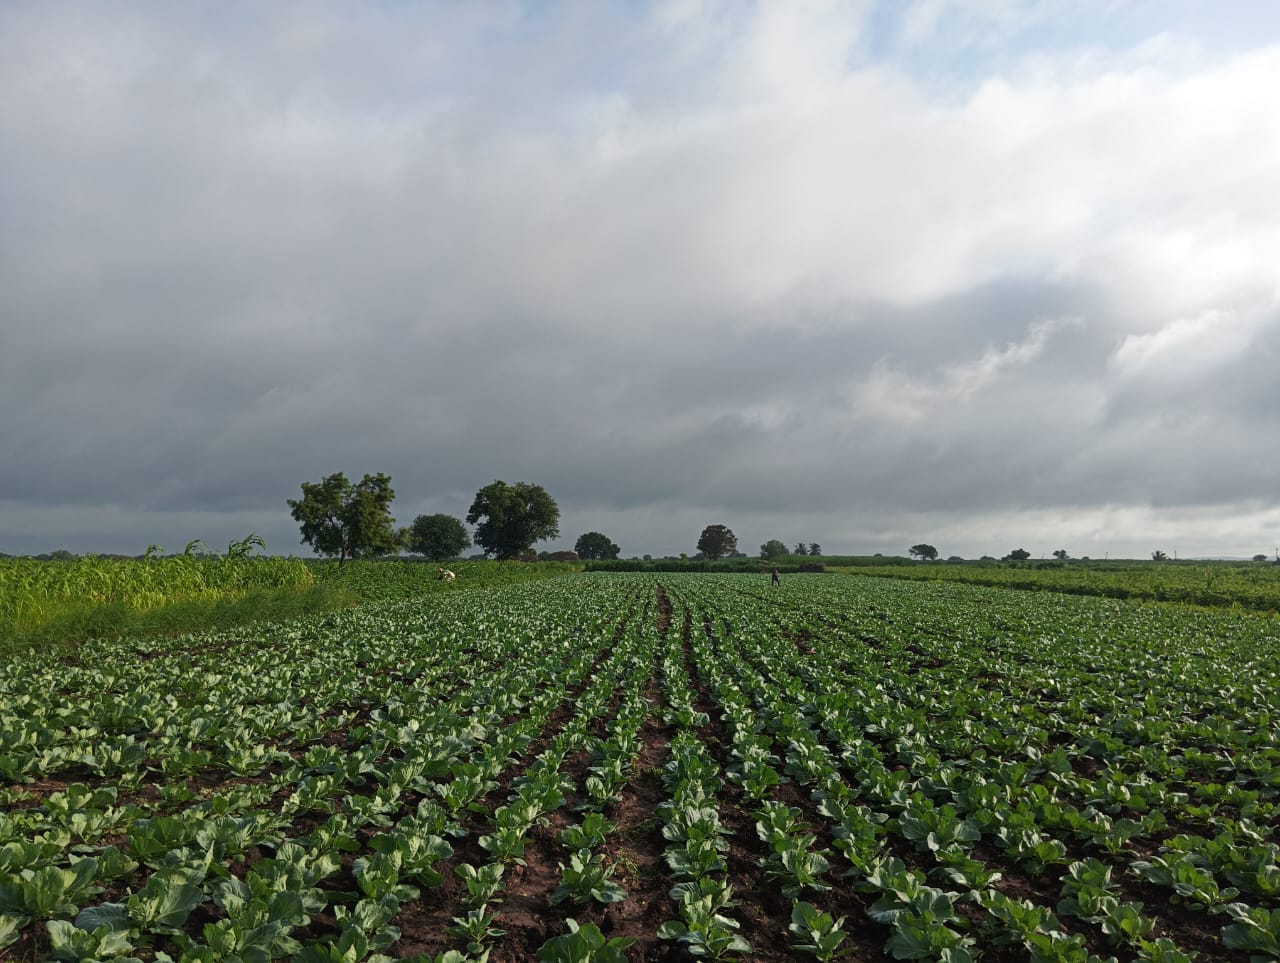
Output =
[{"x1": 771, "y1": 567, "x2": 780, "y2": 586}]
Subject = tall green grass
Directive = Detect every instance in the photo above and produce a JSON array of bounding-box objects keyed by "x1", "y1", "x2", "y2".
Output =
[
  {"x1": 0, "y1": 547, "x2": 316, "y2": 653},
  {"x1": 0, "y1": 553, "x2": 578, "y2": 654},
  {"x1": 3, "y1": 582, "x2": 358, "y2": 655}
]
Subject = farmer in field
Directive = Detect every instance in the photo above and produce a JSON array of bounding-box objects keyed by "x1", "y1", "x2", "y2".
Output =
[{"x1": 771, "y1": 567, "x2": 780, "y2": 586}]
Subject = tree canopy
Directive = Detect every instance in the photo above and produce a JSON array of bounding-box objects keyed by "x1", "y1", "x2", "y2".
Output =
[
  {"x1": 467, "y1": 480, "x2": 560, "y2": 560},
  {"x1": 287, "y1": 472, "x2": 397, "y2": 565},
  {"x1": 909, "y1": 543, "x2": 939, "y2": 560},
  {"x1": 403, "y1": 513, "x2": 471, "y2": 561},
  {"x1": 760, "y1": 539, "x2": 788, "y2": 560},
  {"x1": 697, "y1": 524, "x2": 737, "y2": 560},
  {"x1": 808, "y1": 543, "x2": 822, "y2": 557},
  {"x1": 575, "y1": 531, "x2": 621, "y2": 560},
  {"x1": 1006, "y1": 548, "x2": 1031, "y2": 561}
]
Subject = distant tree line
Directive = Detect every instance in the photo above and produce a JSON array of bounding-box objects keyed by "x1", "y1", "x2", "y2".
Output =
[
  {"x1": 759, "y1": 539, "x2": 823, "y2": 559},
  {"x1": 289, "y1": 474, "x2": 571, "y2": 565},
  {"x1": 22, "y1": 472, "x2": 1269, "y2": 566},
  {"x1": 288, "y1": 481, "x2": 833, "y2": 569}
]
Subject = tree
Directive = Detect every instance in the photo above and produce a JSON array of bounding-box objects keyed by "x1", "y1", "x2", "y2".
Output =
[
  {"x1": 909, "y1": 544, "x2": 938, "y2": 561},
  {"x1": 1151, "y1": 550, "x2": 1168, "y2": 561},
  {"x1": 467, "y1": 480, "x2": 560, "y2": 560},
  {"x1": 576, "y1": 531, "x2": 620, "y2": 560},
  {"x1": 404, "y1": 514, "x2": 471, "y2": 561},
  {"x1": 1006, "y1": 548, "x2": 1031, "y2": 561},
  {"x1": 1052, "y1": 549, "x2": 1069, "y2": 560},
  {"x1": 288, "y1": 472, "x2": 397, "y2": 566},
  {"x1": 1253, "y1": 554, "x2": 1269, "y2": 562},
  {"x1": 760, "y1": 539, "x2": 788, "y2": 560},
  {"x1": 697, "y1": 525, "x2": 737, "y2": 560},
  {"x1": 808, "y1": 543, "x2": 822, "y2": 557},
  {"x1": 792, "y1": 542, "x2": 809, "y2": 556}
]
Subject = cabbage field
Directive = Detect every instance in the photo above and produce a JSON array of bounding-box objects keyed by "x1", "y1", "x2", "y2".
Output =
[{"x1": 3, "y1": 572, "x2": 1279, "y2": 962}]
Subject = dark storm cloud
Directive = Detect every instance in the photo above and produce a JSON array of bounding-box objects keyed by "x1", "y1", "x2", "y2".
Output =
[{"x1": 2, "y1": 2, "x2": 1279, "y2": 559}]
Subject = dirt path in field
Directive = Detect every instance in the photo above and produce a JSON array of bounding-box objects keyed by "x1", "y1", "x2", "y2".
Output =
[
  {"x1": 678, "y1": 602, "x2": 892, "y2": 962},
  {"x1": 576, "y1": 677, "x2": 681, "y2": 961},
  {"x1": 484, "y1": 587, "x2": 681, "y2": 961},
  {"x1": 565, "y1": 581, "x2": 684, "y2": 960},
  {"x1": 655, "y1": 583, "x2": 673, "y2": 635}
]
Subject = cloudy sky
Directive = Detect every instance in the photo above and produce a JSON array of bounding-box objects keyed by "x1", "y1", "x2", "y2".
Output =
[{"x1": 3, "y1": 1, "x2": 1279, "y2": 561}]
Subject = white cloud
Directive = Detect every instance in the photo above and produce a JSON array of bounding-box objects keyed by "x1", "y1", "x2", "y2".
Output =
[
  {"x1": 898, "y1": 0, "x2": 1030, "y2": 49},
  {"x1": 874, "y1": 501, "x2": 1280, "y2": 561},
  {"x1": 900, "y1": 0, "x2": 948, "y2": 46},
  {"x1": 853, "y1": 318, "x2": 1068, "y2": 423},
  {"x1": 3, "y1": 2, "x2": 1280, "y2": 556},
  {"x1": 1113, "y1": 307, "x2": 1272, "y2": 379}
]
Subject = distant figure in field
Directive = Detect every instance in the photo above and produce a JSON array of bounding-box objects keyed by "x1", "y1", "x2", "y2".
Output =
[
  {"x1": 438, "y1": 568, "x2": 456, "y2": 582},
  {"x1": 771, "y1": 567, "x2": 780, "y2": 586}
]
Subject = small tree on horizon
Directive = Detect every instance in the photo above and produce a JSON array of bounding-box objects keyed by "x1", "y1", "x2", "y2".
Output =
[
  {"x1": 1152, "y1": 549, "x2": 1168, "y2": 561},
  {"x1": 1052, "y1": 549, "x2": 1069, "y2": 560},
  {"x1": 909, "y1": 544, "x2": 939, "y2": 560},
  {"x1": 760, "y1": 539, "x2": 788, "y2": 560},
  {"x1": 792, "y1": 542, "x2": 809, "y2": 556},
  {"x1": 697, "y1": 524, "x2": 737, "y2": 560},
  {"x1": 288, "y1": 472, "x2": 398, "y2": 566},
  {"x1": 808, "y1": 543, "x2": 822, "y2": 557},
  {"x1": 467, "y1": 480, "x2": 560, "y2": 560},
  {"x1": 575, "y1": 531, "x2": 621, "y2": 560},
  {"x1": 1005, "y1": 548, "x2": 1031, "y2": 561},
  {"x1": 403, "y1": 513, "x2": 471, "y2": 561}
]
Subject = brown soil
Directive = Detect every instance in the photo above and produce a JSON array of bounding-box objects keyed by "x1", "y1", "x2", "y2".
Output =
[{"x1": 656, "y1": 585, "x2": 673, "y2": 636}]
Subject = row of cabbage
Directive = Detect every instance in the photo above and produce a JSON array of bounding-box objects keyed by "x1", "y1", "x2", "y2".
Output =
[
  {"x1": 853, "y1": 559, "x2": 1280, "y2": 613},
  {"x1": 4, "y1": 571, "x2": 1280, "y2": 960},
  {"x1": 669, "y1": 573, "x2": 1280, "y2": 961},
  {"x1": 0, "y1": 576, "x2": 664, "y2": 961},
  {"x1": 308, "y1": 559, "x2": 580, "y2": 604}
]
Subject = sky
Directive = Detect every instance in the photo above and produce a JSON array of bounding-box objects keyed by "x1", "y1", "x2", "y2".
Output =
[{"x1": 3, "y1": 1, "x2": 1280, "y2": 561}]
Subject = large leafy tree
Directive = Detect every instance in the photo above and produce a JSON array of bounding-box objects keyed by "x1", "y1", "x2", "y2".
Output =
[
  {"x1": 288, "y1": 472, "x2": 397, "y2": 566},
  {"x1": 404, "y1": 513, "x2": 471, "y2": 561},
  {"x1": 575, "y1": 531, "x2": 620, "y2": 560},
  {"x1": 760, "y1": 539, "x2": 788, "y2": 560},
  {"x1": 467, "y1": 480, "x2": 560, "y2": 560},
  {"x1": 697, "y1": 524, "x2": 737, "y2": 560},
  {"x1": 909, "y1": 543, "x2": 939, "y2": 560}
]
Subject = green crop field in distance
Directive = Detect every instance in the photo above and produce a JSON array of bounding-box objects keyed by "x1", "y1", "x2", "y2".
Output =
[{"x1": 2, "y1": 572, "x2": 1278, "y2": 960}]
